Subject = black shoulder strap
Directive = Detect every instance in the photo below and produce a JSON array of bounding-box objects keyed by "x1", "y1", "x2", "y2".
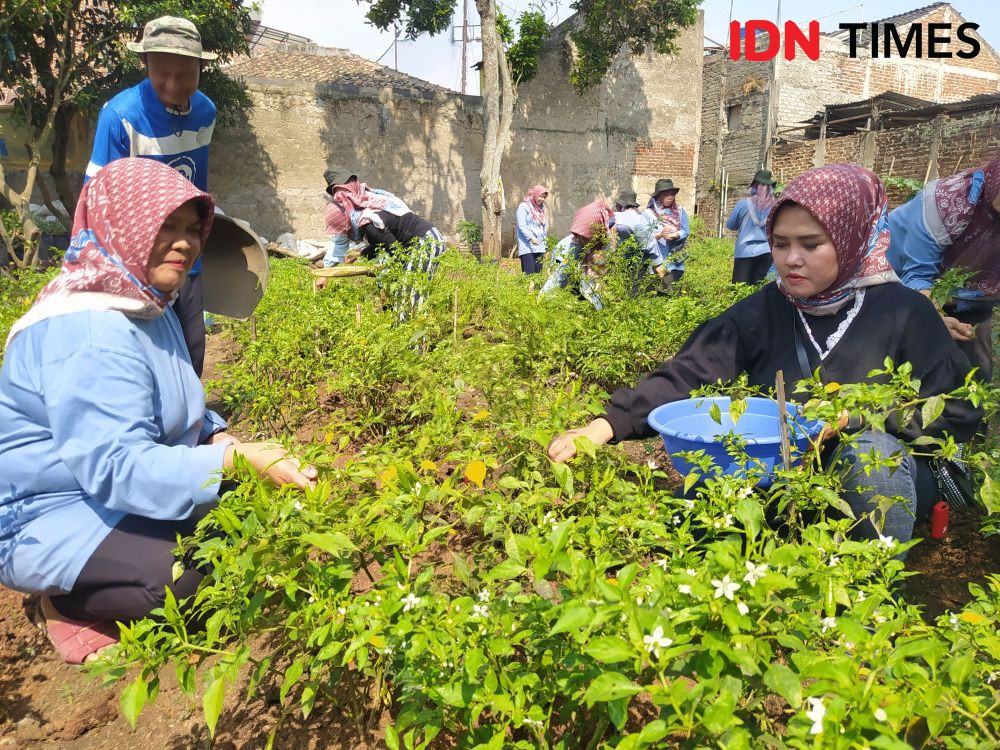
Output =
[{"x1": 792, "y1": 308, "x2": 818, "y2": 382}]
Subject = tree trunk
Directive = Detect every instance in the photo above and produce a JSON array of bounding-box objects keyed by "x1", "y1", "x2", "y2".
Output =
[
  {"x1": 48, "y1": 103, "x2": 78, "y2": 225},
  {"x1": 474, "y1": 0, "x2": 516, "y2": 261}
]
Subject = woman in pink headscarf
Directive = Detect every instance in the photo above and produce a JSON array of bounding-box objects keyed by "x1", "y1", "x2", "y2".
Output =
[
  {"x1": 549, "y1": 164, "x2": 980, "y2": 547},
  {"x1": 539, "y1": 199, "x2": 615, "y2": 308},
  {"x1": 515, "y1": 184, "x2": 549, "y2": 274},
  {"x1": 0, "y1": 159, "x2": 314, "y2": 663},
  {"x1": 888, "y1": 152, "x2": 1000, "y2": 380}
]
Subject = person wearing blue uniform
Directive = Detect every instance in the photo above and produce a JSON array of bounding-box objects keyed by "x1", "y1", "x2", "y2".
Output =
[
  {"x1": 613, "y1": 189, "x2": 661, "y2": 295},
  {"x1": 515, "y1": 185, "x2": 549, "y2": 274},
  {"x1": 85, "y1": 16, "x2": 218, "y2": 376},
  {"x1": 887, "y1": 153, "x2": 1000, "y2": 381},
  {"x1": 642, "y1": 179, "x2": 690, "y2": 292},
  {"x1": 726, "y1": 169, "x2": 776, "y2": 284},
  {"x1": 0, "y1": 159, "x2": 313, "y2": 664}
]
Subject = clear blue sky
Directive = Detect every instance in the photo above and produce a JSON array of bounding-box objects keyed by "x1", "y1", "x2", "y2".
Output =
[{"x1": 260, "y1": 0, "x2": 999, "y2": 94}]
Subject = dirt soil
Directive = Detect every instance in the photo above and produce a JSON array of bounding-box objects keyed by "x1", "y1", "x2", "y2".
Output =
[{"x1": 2, "y1": 339, "x2": 999, "y2": 748}]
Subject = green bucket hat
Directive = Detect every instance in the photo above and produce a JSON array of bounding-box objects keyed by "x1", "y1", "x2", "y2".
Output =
[
  {"x1": 615, "y1": 189, "x2": 639, "y2": 208},
  {"x1": 653, "y1": 178, "x2": 680, "y2": 196},
  {"x1": 752, "y1": 169, "x2": 776, "y2": 187},
  {"x1": 127, "y1": 16, "x2": 218, "y2": 60},
  {"x1": 324, "y1": 166, "x2": 358, "y2": 195}
]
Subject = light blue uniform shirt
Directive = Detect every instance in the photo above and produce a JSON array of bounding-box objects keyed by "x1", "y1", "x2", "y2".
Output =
[
  {"x1": 888, "y1": 173, "x2": 993, "y2": 309},
  {"x1": 515, "y1": 202, "x2": 548, "y2": 257},
  {"x1": 0, "y1": 308, "x2": 228, "y2": 595},
  {"x1": 643, "y1": 206, "x2": 690, "y2": 271},
  {"x1": 725, "y1": 198, "x2": 772, "y2": 259}
]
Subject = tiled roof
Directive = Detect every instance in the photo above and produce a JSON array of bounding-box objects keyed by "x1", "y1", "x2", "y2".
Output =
[{"x1": 223, "y1": 48, "x2": 449, "y2": 94}]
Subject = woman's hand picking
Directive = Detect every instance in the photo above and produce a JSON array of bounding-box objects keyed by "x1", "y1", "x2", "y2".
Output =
[
  {"x1": 547, "y1": 418, "x2": 615, "y2": 463},
  {"x1": 225, "y1": 442, "x2": 318, "y2": 490}
]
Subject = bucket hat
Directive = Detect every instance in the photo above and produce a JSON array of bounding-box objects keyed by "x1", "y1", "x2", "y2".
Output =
[
  {"x1": 653, "y1": 178, "x2": 680, "y2": 196},
  {"x1": 127, "y1": 16, "x2": 218, "y2": 61},
  {"x1": 615, "y1": 189, "x2": 639, "y2": 208},
  {"x1": 752, "y1": 169, "x2": 776, "y2": 186},
  {"x1": 325, "y1": 166, "x2": 358, "y2": 195},
  {"x1": 201, "y1": 213, "x2": 269, "y2": 319}
]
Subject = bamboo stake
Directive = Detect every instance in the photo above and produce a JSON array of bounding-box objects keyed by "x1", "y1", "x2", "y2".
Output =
[
  {"x1": 250, "y1": 313, "x2": 257, "y2": 342},
  {"x1": 355, "y1": 303, "x2": 362, "y2": 328},
  {"x1": 452, "y1": 287, "x2": 459, "y2": 343},
  {"x1": 775, "y1": 370, "x2": 792, "y2": 471}
]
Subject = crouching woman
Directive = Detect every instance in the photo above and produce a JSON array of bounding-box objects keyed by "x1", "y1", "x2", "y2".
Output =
[
  {"x1": 549, "y1": 164, "x2": 981, "y2": 545},
  {"x1": 0, "y1": 159, "x2": 315, "y2": 663}
]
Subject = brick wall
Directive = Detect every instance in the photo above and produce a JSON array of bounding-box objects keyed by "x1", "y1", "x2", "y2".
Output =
[{"x1": 770, "y1": 109, "x2": 1000, "y2": 207}]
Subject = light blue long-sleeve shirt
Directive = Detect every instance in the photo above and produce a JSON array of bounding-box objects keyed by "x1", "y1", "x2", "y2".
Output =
[
  {"x1": 643, "y1": 206, "x2": 690, "y2": 271},
  {"x1": 0, "y1": 308, "x2": 228, "y2": 595},
  {"x1": 515, "y1": 202, "x2": 548, "y2": 257},
  {"x1": 725, "y1": 198, "x2": 772, "y2": 259}
]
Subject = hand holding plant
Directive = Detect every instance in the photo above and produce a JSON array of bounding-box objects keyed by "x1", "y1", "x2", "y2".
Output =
[
  {"x1": 224, "y1": 442, "x2": 317, "y2": 490},
  {"x1": 548, "y1": 417, "x2": 614, "y2": 462}
]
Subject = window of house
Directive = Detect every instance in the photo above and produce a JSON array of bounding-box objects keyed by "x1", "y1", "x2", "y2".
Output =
[{"x1": 726, "y1": 103, "x2": 743, "y2": 132}]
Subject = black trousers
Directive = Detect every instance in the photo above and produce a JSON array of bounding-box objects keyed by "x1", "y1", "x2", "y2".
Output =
[
  {"x1": 520, "y1": 252, "x2": 543, "y2": 275},
  {"x1": 174, "y1": 273, "x2": 206, "y2": 377},
  {"x1": 50, "y1": 515, "x2": 207, "y2": 623},
  {"x1": 732, "y1": 254, "x2": 773, "y2": 284},
  {"x1": 945, "y1": 304, "x2": 994, "y2": 382}
]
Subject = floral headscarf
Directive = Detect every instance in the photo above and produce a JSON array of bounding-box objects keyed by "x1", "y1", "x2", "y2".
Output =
[
  {"x1": 647, "y1": 192, "x2": 682, "y2": 233},
  {"x1": 926, "y1": 152, "x2": 1000, "y2": 296},
  {"x1": 747, "y1": 182, "x2": 776, "y2": 227},
  {"x1": 767, "y1": 164, "x2": 897, "y2": 315},
  {"x1": 7, "y1": 158, "x2": 213, "y2": 345},
  {"x1": 523, "y1": 184, "x2": 548, "y2": 226},
  {"x1": 328, "y1": 181, "x2": 391, "y2": 235}
]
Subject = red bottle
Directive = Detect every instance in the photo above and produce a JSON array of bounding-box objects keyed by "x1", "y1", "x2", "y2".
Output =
[{"x1": 931, "y1": 501, "x2": 950, "y2": 540}]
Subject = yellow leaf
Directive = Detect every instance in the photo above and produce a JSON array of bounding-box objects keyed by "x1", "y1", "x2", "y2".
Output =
[
  {"x1": 420, "y1": 460, "x2": 438, "y2": 472},
  {"x1": 472, "y1": 410, "x2": 491, "y2": 422},
  {"x1": 324, "y1": 431, "x2": 335, "y2": 445},
  {"x1": 368, "y1": 634, "x2": 386, "y2": 648},
  {"x1": 380, "y1": 465, "x2": 398, "y2": 484},
  {"x1": 824, "y1": 382, "x2": 841, "y2": 393},
  {"x1": 465, "y1": 460, "x2": 487, "y2": 488},
  {"x1": 961, "y1": 611, "x2": 989, "y2": 625}
]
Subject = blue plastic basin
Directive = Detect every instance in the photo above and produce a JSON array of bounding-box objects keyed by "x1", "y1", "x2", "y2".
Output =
[{"x1": 647, "y1": 396, "x2": 824, "y2": 485}]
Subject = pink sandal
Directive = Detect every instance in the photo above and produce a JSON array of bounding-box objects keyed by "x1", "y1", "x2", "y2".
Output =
[{"x1": 38, "y1": 597, "x2": 120, "y2": 664}]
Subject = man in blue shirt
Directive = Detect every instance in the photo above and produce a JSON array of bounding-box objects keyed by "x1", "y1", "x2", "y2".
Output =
[{"x1": 85, "y1": 16, "x2": 218, "y2": 375}]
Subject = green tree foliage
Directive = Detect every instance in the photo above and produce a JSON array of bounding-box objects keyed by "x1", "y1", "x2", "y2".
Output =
[{"x1": 567, "y1": 0, "x2": 701, "y2": 90}]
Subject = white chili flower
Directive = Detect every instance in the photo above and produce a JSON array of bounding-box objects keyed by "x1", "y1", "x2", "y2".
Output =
[
  {"x1": 382, "y1": 645, "x2": 394, "y2": 656},
  {"x1": 522, "y1": 717, "x2": 544, "y2": 729},
  {"x1": 643, "y1": 625, "x2": 673, "y2": 658},
  {"x1": 806, "y1": 697, "x2": 826, "y2": 735},
  {"x1": 293, "y1": 501, "x2": 303, "y2": 511},
  {"x1": 876, "y1": 534, "x2": 895, "y2": 550},
  {"x1": 678, "y1": 584, "x2": 692, "y2": 595},
  {"x1": 827, "y1": 556, "x2": 840, "y2": 567},
  {"x1": 738, "y1": 486, "x2": 754, "y2": 498},
  {"x1": 821, "y1": 616, "x2": 837, "y2": 633},
  {"x1": 743, "y1": 561, "x2": 768, "y2": 587},
  {"x1": 647, "y1": 459, "x2": 658, "y2": 469},
  {"x1": 402, "y1": 593, "x2": 421, "y2": 612},
  {"x1": 685, "y1": 568, "x2": 698, "y2": 577},
  {"x1": 655, "y1": 558, "x2": 669, "y2": 570},
  {"x1": 712, "y1": 574, "x2": 740, "y2": 601},
  {"x1": 472, "y1": 603, "x2": 489, "y2": 618},
  {"x1": 856, "y1": 591, "x2": 866, "y2": 602},
  {"x1": 337, "y1": 606, "x2": 347, "y2": 615},
  {"x1": 478, "y1": 590, "x2": 490, "y2": 602},
  {"x1": 949, "y1": 613, "x2": 959, "y2": 627},
  {"x1": 723, "y1": 513, "x2": 734, "y2": 528},
  {"x1": 736, "y1": 601, "x2": 750, "y2": 616},
  {"x1": 672, "y1": 515, "x2": 681, "y2": 525},
  {"x1": 873, "y1": 707, "x2": 887, "y2": 722},
  {"x1": 683, "y1": 498, "x2": 695, "y2": 509}
]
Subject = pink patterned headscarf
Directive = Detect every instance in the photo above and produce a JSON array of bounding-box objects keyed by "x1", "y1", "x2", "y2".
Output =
[
  {"x1": 749, "y1": 182, "x2": 776, "y2": 217},
  {"x1": 523, "y1": 184, "x2": 548, "y2": 226},
  {"x1": 927, "y1": 153, "x2": 1000, "y2": 296},
  {"x1": 768, "y1": 164, "x2": 897, "y2": 314},
  {"x1": 569, "y1": 199, "x2": 613, "y2": 240},
  {"x1": 328, "y1": 181, "x2": 390, "y2": 235},
  {"x1": 7, "y1": 159, "x2": 213, "y2": 345}
]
